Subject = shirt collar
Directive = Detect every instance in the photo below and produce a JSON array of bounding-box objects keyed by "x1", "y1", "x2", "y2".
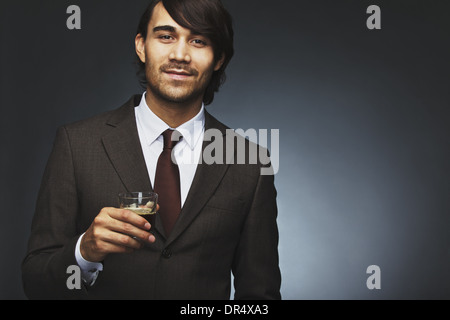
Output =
[{"x1": 136, "y1": 92, "x2": 205, "y2": 150}]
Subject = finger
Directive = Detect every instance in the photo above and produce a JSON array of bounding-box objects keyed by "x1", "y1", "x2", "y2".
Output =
[
  {"x1": 101, "y1": 229, "x2": 143, "y2": 250},
  {"x1": 99, "y1": 208, "x2": 154, "y2": 242},
  {"x1": 108, "y1": 208, "x2": 151, "y2": 230},
  {"x1": 82, "y1": 229, "x2": 139, "y2": 261},
  {"x1": 108, "y1": 218, "x2": 153, "y2": 243},
  {"x1": 96, "y1": 239, "x2": 136, "y2": 255}
]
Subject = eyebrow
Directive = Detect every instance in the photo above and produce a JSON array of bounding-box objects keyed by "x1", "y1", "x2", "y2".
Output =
[
  {"x1": 153, "y1": 25, "x2": 176, "y2": 33},
  {"x1": 152, "y1": 24, "x2": 204, "y2": 37}
]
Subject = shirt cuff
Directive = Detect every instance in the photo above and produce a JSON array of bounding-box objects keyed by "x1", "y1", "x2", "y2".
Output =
[{"x1": 75, "y1": 233, "x2": 103, "y2": 286}]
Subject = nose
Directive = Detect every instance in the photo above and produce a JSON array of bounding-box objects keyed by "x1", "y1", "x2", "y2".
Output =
[{"x1": 169, "y1": 40, "x2": 191, "y2": 64}]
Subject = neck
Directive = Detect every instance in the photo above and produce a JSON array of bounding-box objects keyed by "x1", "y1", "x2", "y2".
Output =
[{"x1": 145, "y1": 90, "x2": 203, "y2": 128}]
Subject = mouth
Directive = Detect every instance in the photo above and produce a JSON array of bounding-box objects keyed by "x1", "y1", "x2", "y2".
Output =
[{"x1": 163, "y1": 69, "x2": 194, "y2": 80}]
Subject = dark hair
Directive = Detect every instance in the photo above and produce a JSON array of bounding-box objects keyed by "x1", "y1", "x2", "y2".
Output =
[{"x1": 135, "y1": 0, "x2": 234, "y2": 105}]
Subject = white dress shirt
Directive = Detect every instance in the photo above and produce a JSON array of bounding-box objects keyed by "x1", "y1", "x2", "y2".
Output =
[
  {"x1": 135, "y1": 92, "x2": 205, "y2": 206},
  {"x1": 75, "y1": 92, "x2": 205, "y2": 285}
]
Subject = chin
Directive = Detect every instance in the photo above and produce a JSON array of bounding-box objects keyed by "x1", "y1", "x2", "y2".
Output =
[{"x1": 158, "y1": 88, "x2": 205, "y2": 104}]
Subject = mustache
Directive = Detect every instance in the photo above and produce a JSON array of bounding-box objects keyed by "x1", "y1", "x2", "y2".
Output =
[{"x1": 160, "y1": 63, "x2": 198, "y2": 76}]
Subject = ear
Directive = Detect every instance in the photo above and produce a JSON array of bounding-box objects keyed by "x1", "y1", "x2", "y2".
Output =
[
  {"x1": 135, "y1": 33, "x2": 146, "y2": 63},
  {"x1": 214, "y1": 54, "x2": 225, "y2": 72}
]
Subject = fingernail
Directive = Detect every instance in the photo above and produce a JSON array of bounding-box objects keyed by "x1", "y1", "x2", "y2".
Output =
[{"x1": 145, "y1": 222, "x2": 151, "y2": 230}]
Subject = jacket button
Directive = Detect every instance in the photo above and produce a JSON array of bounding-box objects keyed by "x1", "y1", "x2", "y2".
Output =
[{"x1": 162, "y1": 249, "x2": 172, "y2": 259}]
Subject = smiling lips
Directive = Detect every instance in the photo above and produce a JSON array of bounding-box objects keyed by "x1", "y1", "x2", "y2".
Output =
[
  {"x1": 161, "y1": 63, "x2": 198, "y2": 80},
  {"x1": 164, "y1": 69, "x2": 193, "y2": 80}
]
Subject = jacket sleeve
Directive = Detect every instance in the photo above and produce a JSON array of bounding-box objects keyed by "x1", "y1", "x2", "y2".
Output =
[
  {"x1": 22, "y1": 126, "x2": 88, "y2": 299},
  {"x1": 232, "y1": 161, "x2": 282, "y2": 300}
]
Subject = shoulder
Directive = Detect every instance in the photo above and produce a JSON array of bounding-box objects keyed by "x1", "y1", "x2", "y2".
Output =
[{"x1": 60, "y1": 94, "x2": 140, "y2": 137}]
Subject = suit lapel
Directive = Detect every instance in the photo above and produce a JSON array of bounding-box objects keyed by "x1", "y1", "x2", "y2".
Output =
[
  {"x1": 166, "y1": 111, "x2": 232, "y2": 245},
  {"x1": 101, "y1": 96, "x2": 165, "y2": 237},
  {"x1": 102, "y1": 128, "x2": 151, "y2": 192}
]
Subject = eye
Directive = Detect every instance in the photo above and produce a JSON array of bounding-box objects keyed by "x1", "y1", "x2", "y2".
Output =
[
  {"x1": 191, "y1": 39, "x2": 208, "y2": 47},
  {"x1": 158, "y1": 35, "x2": 174, "y2": 42}
]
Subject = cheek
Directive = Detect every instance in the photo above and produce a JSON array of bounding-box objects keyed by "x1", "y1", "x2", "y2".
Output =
[
  {"x1": 196, "y1": 54, "x2": 216, "y2": 78},
  {"x1": 145, "y1": 44, "x2": 166, "y2": 68}
]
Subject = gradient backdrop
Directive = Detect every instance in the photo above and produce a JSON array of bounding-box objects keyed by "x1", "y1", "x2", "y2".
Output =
[{"x1": 1, "y1": 0, "x2": 449, "y2": 299}]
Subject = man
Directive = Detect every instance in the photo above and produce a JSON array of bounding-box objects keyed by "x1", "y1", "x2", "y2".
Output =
[{"x1": 22, "y1": 0, "x2": 281, "y2": 300}]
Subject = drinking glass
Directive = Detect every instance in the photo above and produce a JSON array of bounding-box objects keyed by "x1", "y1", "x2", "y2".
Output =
[{"x1": 118, "y1": 192, "x2": 158, "y2": 228}]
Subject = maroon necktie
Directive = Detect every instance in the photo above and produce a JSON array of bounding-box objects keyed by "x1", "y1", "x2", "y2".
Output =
[{"x1": 153, "y1": 129, "x2": 182, "y2": 236}]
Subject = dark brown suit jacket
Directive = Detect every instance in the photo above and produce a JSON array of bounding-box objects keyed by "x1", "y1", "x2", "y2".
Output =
[{"x1": 22, "y1": 95, "x2": 281, "y2": 300}]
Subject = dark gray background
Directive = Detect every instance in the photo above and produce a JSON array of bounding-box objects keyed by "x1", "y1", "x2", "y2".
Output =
[{"x1": 1, "y1": 0, "x2": 449, "y2": 299}]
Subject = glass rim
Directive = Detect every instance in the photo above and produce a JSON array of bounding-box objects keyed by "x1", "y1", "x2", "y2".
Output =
[{"x1": 118, "y1": 192, "x2": 158, "y2": 199}]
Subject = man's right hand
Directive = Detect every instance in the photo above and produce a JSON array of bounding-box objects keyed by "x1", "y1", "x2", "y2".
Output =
[{"x1": 80, "y1": 207, "x2": 156, "y2": 262}]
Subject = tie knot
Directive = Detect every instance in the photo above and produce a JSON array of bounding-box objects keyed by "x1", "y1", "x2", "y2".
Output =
[{"x1": 162, "y1": 129, "x2": 182, "y2": 150}]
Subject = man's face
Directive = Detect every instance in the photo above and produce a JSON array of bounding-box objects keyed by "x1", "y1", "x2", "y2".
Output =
[{"x1": 136, "y1": 2, "x2": 224, "y2": 105}]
